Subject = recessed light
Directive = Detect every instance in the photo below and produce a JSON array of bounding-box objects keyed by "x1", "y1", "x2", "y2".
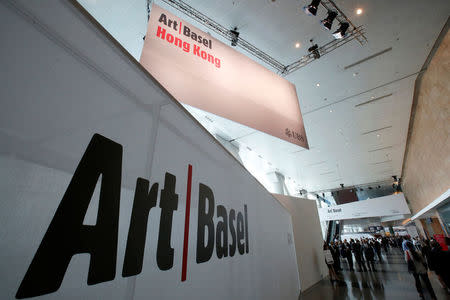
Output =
[
  {"x1": 295, "y1": 42, "x2": 301, "y2": 48},
  {"x1": 356, "y1": 8, "x2": 363, "y2": 15},
  {"x1": 353, "y1": 72, "x2": 358, "y2": 77},
  {"x1": 316, "y1": 83, "x2": 320, "y2": 87},
  {"x1": 329, "y1": 109, "x2": 333, "y2": 113},
  {"x1": 377, "y1": 134, "x2": 380, "y2": 138}
]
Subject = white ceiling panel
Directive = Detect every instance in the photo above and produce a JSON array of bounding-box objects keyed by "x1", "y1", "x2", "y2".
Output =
[{"x1": 77, "y1": 0, "x2": 450, "y2": 192}]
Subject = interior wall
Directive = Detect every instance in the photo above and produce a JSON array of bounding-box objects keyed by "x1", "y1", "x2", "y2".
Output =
[
  {"x1": 0, "y1": 1, "x2": 300, "y2": 299},
  {"x1": 402, "y1": 26, "x2": 450, "y2": 215},
  {"x1": 273, "y1": 194, "x2": 328, "y2": 292}
]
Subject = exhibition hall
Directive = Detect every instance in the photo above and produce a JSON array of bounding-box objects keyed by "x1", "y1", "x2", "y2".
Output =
[{"x1": 0, "y1": 0, "x2": 449, "y2": 299}]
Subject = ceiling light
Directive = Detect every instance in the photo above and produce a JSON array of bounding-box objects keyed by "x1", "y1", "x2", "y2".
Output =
[
  {"x1": 332, "y1": 22, "x2": 349, "y2": 39},
  {"x1": 356, "y1": 8, "x2": 363, "y2": 15},
  {"x1": 303, "y1": 0, "x2": 321, "y2": 16},
  {"x1": 295, "y1": 42, "x2": 301, "y2": 48},
  {"x1": 321, "y1": 11, "x2": 337, "y2": 30},
  {"x1": 377, "y1": 134, "x2": 380, "y2": 138},
  {"x1": 329, "y1": 109, "x2": 333, "y2": 112},
  {"x1": 316, "y1": 83, "x2": 320, "y2": 87}
]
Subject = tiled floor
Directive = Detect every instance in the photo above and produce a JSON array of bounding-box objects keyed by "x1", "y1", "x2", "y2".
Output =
[{"x1": 299, "y1": 249, "x2": 450, "y2": 300}]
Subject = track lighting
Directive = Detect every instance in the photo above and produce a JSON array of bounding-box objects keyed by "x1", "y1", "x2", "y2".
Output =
[
  {"x1": 230, "y1": 28, "x2": 239, "y2": 46},
  {"x1": 321, "y1": 11, "x2": 337, "y2": 30},
  {"x1": 308, "y1": 44, "x2": 320, "y2": 59},
  {"x1": 303, "y1": 0, "x2": 321, "y2": 16},
  {"x1": 332, "y1": 22, "x2": 349, "y2": 39}
]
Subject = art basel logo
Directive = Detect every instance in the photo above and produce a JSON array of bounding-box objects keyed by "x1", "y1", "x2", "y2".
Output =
[
  {"x1": 16, "y1": 134, "x2": 249, "y2": 299},
  {"x1": 154, "y1": 12, "x2": 222, "y2": 68}
]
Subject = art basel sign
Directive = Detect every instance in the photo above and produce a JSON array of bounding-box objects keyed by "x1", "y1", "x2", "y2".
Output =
[
  {"x1": 318, "y1": 193, "x2": 411, "y2": 221},
  {"x1": 16, "y1": 134, "x2": 250, "y2": 299},
  {"x1": 140, "y1": 4, "x2": 309, "y2": 149}
]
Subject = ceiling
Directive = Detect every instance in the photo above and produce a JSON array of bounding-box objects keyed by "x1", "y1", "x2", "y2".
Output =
[{"x1": 77, "y1": 0, "x2": 450, "y2": 194}]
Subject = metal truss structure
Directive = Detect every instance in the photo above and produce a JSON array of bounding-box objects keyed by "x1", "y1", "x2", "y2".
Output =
[{"x1": 158, "y1": 0, "x2": 367, "y2": 75}]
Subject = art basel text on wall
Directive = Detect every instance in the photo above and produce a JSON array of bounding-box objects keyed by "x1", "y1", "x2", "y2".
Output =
[
  {"x1": 0, "y1": 1, "x2": 300, "y2": 299},
  {"x1": 140, "y1": 4, "x2": 309, "y2": 149}
]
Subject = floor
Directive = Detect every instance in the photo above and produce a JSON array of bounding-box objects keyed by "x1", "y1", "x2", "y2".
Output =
[{"x1": 299, "y1": 249, "x2": 450, "y2": 300}]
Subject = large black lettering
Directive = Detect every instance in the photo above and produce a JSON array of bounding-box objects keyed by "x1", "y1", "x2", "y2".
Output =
[
  {"x1": 122, "y1": 179, "x2": 158, "y2": 277},
  {"x1": 196, "y1": 183, "x2": 215, "y2": 263},
  {"x1": 215, "y1": 205, "x2": 228, "y2": 259},
  {"x1": 158, "y1": 13, "x2": 167, "y2": 25},
  {"x1": 157, "y1": 173, "x2": 178, "y2": 270},
  {"x1": 229, "y1": 209, "x2": 236, "y2": 257},
  {"x1": 16, "y1": 134, "x2": 122, "y2": 299},
  {"x1": 183, "y1": 25, "x2": 190, "y2": 37},
  {"x1": 237, "y1": 212, "x2": 245, "y2": 255}
]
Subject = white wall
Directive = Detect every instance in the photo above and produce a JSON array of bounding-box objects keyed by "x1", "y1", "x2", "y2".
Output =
[
  {"x1": 0, "y1": 1, "x2": 300, "y2": 299},
  {"x1": 273, "y1": 194, "x2": 328, "y2": 292}
]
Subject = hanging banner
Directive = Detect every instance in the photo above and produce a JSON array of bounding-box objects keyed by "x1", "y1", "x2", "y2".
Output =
[
  {"x1": 318, "y1": 193, "x2": 411, "y2": 221},
  {"x1": 140, "y1": 4, "x2": 309, "y2": 148}
]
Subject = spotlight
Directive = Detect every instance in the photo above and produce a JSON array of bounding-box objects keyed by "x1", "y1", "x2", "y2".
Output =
[
  {"x1": 308, "y1": 44, "x2": 320, "y2": 59},
  {"x1": 332, "y1": 22, "x2": 349, "y2": 39},
  {"x1": 321, "y1": 11, "x2": 337, "y2": 30},
  {"x1": 230, "y1": 27, "x2": 239, "y2": 46},
  {"x1": 340, "y1": 183, "x2": 344, "y2": 188},
  {"x1": 392, "y1": 175, "x2": 397, "y2": 181},
  {"x1": 303, "y1": 0, "x2": 321, "y2": 16}
]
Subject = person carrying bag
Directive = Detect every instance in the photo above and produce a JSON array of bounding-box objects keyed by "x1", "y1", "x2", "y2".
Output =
[{"x1": 405, "y1": 241, "x2": 437, "y2": 300}]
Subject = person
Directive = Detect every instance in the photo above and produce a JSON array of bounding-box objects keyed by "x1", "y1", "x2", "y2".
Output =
[
  {"x1": 413, "y1": 237, "x2": 422, "y2": 252},
  {"x1": 381, "y1": 237, "x2": 389, "y2": 254},
  {"x1": 428, "y1": 240, "x2": 450, "y2": 293},
  {"x1": 405, "y1": 241, "x2": 437, "y2": 300},
  {"x1": 363, "y1": 240, "x2": 376, "y2": 271},
  {"x1": 330, "y1": 242, "x2": 342, "y2": 272},
  {"x1": 341, "y1": 240, "x2": 354, "y2": 271},
  {"x1": 352, "y1": 240, "x2": 367, "y2": 272},
  {"x1": 324, "y1": 243, "x2": 339, "y2": 283},
  {"x1": 374, "y1": 239, "x2": 383, "y2": 262}
]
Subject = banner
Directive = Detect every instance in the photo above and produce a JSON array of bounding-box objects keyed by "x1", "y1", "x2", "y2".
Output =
[
  {"x1": 140, "y1": 4, "x2": 309, "y2": 148},
  {"x1": 318, "y1": 193, "x2": 411, "y2": 221}
]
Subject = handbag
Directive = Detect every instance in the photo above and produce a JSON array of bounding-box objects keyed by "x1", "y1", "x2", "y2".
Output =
[{"x1": 324, "y1": 250, "x2": 334, "y2": 265}]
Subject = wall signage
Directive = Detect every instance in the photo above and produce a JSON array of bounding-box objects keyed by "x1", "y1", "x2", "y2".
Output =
[
  {"x1": 15, "y1": 134, "x2": 250, "y2": 299},
  {"x1": 140, "y1": 4, "x2": 309, "y2": 148},
  {"x1": 318, "y1": 193, "x2": 411, "y2": 221}
]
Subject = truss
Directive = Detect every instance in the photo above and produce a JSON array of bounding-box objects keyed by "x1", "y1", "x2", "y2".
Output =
[{"x1": 158, "y1": 0, "x2": 367, "y2": 75}]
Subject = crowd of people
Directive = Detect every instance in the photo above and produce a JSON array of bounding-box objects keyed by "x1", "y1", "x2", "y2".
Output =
[{"x1": 323, "y1": 235, "x2": 450, "y2": 299}]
